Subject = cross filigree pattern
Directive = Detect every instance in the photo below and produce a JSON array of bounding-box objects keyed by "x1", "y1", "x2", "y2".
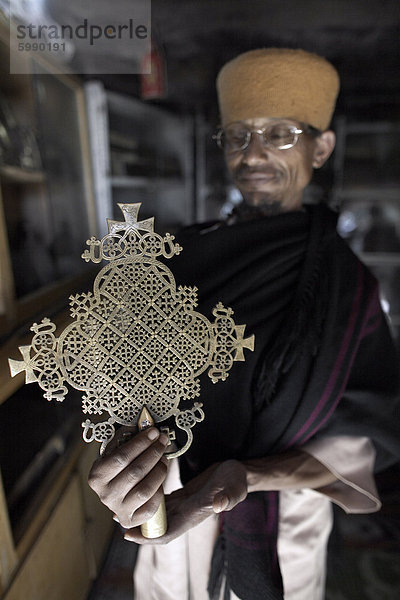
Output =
[{"x1": 9, "y1": 203, "x2": 254, "y2": 457}]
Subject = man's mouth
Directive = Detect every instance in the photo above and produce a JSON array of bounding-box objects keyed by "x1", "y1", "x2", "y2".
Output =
[{"x1": 236, "y1": 170, "x2": 278, "y2": 183}]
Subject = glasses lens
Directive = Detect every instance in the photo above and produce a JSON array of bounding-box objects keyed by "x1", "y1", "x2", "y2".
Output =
[
  {"x1": 223, "y1": 123, "x2": 250, "y2": 151},
  {"x1": 264, "y1": 124, "x2": 296, "y2": 149}
]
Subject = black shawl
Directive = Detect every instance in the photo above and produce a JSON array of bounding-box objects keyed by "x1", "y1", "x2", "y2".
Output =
[{"x1": 169, "y1": 203, "x2": 400, "y2": 600}]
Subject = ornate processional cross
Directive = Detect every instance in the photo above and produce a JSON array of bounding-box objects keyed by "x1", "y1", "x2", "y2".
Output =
[{"x1": 9, "y1": 203, "x2": 255, "y2": 458}]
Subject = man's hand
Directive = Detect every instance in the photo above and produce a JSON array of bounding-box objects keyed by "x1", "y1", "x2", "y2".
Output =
[
  {"x1": 123, "y1": 459, "x2": 248, "y2": 545},
  {"x1": 88, "y1": 429, "x2": 248, "y2": 545},
  {"x1": 88, "y1": 427, "x2": 170, "y2": 530}
]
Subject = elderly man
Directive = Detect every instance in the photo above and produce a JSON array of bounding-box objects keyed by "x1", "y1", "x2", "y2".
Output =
[{"x1": 88, "y1": 49, "x2": 400, "y2": 600}]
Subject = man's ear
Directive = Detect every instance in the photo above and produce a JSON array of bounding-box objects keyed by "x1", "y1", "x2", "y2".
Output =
[{"x1": 312, "y1": 130, "x2": 336, "y2": 169}]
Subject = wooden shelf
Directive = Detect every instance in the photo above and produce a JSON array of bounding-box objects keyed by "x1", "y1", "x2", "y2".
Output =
[
  {"x1": 1, "y1": 439, "x2": 113, "y2": 600},
  {"x1": 110, "y1": 175, "x2": 149, "y2": 188},
  {"x1": 358, "y1": 252, "x2": 400, "y2": 266},
  {"x1": 336, "y1": 186, "x2": 400, "y2": 201},
  {"x1": 0, "y1": 166, "x2": 46, "y2": 185},
  {"x1": 110, "y1": 175, "x2": 183, "y2": 188}
]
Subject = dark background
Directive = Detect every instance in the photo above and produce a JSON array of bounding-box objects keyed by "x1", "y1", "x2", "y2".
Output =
[{"x1": 46, "y1": 0, "x2": 400, "y2": 122}]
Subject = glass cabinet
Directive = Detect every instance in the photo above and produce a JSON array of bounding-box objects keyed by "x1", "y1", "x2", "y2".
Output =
[
  {"x1": 0, "y1": 22, "x2": 111, "y2": 598},
  {"x1": 334, "y1": 118, "x2": 400, "y2": 351},
  {"x1": 0, "y1": 41, "x2": 97, "y2": 339}
]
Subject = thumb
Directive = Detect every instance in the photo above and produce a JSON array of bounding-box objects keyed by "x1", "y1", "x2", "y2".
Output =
[{"x1": 213, "y1": 493, "x2": 230, "y2": 513}]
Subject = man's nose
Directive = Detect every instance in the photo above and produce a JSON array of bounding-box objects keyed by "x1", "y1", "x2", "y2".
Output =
[{"x1": 242, "y1": 132, "x2": 270, "y2": 165}]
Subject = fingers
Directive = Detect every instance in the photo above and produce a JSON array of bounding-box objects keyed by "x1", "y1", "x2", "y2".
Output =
[
  {"x1": 88, "y1": 428, "x2": 170, "y2": 529},
  {"x1": 114, "y1": 459, "x2": 168, "y2": 528},
  {"x1": 113, "y1": 481, "x2": 166, "y2": 530},
  {"x1": 107, "y1": 436, "x2": 168, "y2": 498},
  {"x1": 123, "y1": 491, "x2": 188, "y2": 545},
  {"x1": 123, "y1": 484, "x2": 165, "y2": 527},
  {"x1": 89, "y1": 427, "x2": 166, "y2": 487}
]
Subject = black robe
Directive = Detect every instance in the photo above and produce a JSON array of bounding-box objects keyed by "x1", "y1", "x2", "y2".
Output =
[{"x1": 168, "y1": 203, "x2": 400, "y2": 600}]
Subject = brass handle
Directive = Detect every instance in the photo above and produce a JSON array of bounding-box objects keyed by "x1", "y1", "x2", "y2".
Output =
[
  {"x1": 138, "y1": 407, "x2": 168, "y2": 538},
  {"x1": 141, "y1": 495, "x2": 167, "y2": 538}
]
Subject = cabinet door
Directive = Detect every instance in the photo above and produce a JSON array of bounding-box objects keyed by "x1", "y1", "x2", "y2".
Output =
[
  {"x1": 0, "y1": 39, "x2": 96, "y2": 336},
  {"x1": 77, "y1": 442, "x2": 114, "y2": 578},
  {"x1": 0, "y1": 469, "x2": 17, "y2": 593},
  {"x1": 3, "y1": 475, "x2": 91, "y2": 600}
]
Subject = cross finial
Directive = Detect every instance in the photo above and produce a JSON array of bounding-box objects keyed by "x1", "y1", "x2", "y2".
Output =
[
  {"x1": 8, "y1": 345, "x2": 38, "y2": 384},
  {"x1": 233, "y1": 325, "x2": 255, "y2": 361},
  {"x1": 107, "y1": 203, "x2": 155, "y2": 235}
]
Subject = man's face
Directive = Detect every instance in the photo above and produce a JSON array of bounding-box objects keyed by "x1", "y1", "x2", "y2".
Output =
[{"x1": 224, "y1": 118, "x2": 320, "y2": 213}]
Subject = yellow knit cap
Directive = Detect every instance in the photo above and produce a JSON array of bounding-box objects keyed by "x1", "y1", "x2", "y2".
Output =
[{"x1": 216, "y1": 48, "x2": 340, "y2": 131}]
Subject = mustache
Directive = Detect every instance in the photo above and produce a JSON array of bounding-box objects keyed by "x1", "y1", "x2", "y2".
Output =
[{"x1": 233, "y1": 166, "x2": 280, "y2": 178}]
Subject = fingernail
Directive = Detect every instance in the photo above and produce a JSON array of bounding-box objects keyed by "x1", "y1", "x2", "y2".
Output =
[
  {"x1": 113, "y1": 514, "x2": 120, "y2": 523},
  {"x1": 147, "y1": 428, "x2": 159, "y2": 441}
]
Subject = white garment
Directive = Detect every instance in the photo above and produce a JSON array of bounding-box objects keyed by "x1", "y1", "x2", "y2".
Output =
[{"x1": 134, "y1": 436, "x2": 380, "y2": 600}]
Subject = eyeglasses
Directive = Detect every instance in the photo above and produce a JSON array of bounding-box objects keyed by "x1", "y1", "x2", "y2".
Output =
[{"x1": 213, "y1": 121, "x2": 304, "y2": 153}]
